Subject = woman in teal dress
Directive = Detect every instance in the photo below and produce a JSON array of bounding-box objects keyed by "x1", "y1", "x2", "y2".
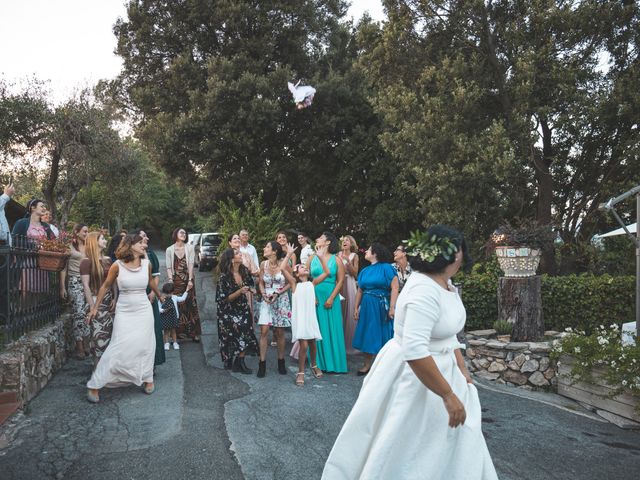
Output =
[
  {"x1": 352, "y1": 243, "x2": 399, "y2": 375},
  {"x1": 308, "y1": 232, "x2": 347, "y2": 373}
]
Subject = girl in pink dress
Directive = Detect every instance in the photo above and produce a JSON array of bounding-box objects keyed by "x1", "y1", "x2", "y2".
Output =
[{"x1": 338, "y1": 235, "x2": 359, "y2": 355}]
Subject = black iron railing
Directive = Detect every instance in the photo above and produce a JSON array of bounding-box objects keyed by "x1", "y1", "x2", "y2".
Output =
[{"x1": 0, "y1": 234, "x2": 63, "y2": 347}]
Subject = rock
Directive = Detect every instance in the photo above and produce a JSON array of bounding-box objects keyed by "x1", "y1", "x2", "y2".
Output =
[
  {"x1": 528, "y1": 371, "x2": 549, "y2": 386},
  {"x1": 528, "y1": 342, "x2": 552, "y2": 353},
  {"x1": 475, "y1": 371, "x2": 500, "y2": 381},
  {"x1": 544, "y1": 330, "x2": 560, "y2": 337},
  {"x1": 496, "y1": 379, "x2": 506, "y2": 385},
  {"x1": 472, "y1": 358, "x2": 490, "y2": 370},
  {"x1": 505, "y1": 342, "x2": 529, "y2": 351},
  {"x1": 502, "y1": 370, "x2": 528, "y2": 385},
  {"x1": 505, "y1": 352, "x2": 515, "y2": 361},
  {"x1": 468, "y1": 339, "x2": 488, "y2": 346},
  {"x1": 485, "y1": 341, "x2": 507, "y2": 350},
  {"x1": 543, "y1": 368, "x2": 556, "y2": 380},
  {"x1": 596, "y1": 410, "x2": 640, "y2": 430},
  {"x1": 521, "y1": 359, "x2": 540, "y2": 373},
  {"x1": 507, "y1": 361, "x2": 520, "y2": 370},
  {"x1": 514, "y1": 354, "x2": 527, "y2": 367},
  {"x1": 539, "y1": 357, "x2": 550, "y2": 371},
  {"x1": 465, "y1": 348, "x2": 476, "y2": 359},
  {"x1": 475, "y1": 347, "x2": 506, "y2": 359},
  {"x1": 487, "y1": 357, "x2": 494, "y2": 362},
  {"x1": 488, "y1": 361, "x2": 507, "y2": 373},
  {"x1": 468, "y1": 329, "x2": 496, "y2": 337}
]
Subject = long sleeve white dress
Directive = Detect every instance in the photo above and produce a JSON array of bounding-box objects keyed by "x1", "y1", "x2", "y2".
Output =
[{"x1": 322, "y1": 272, "x2": 498, "y2": 480}]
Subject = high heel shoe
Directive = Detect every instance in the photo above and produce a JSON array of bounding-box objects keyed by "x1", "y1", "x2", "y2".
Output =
[
  {"x1": 295, "y1": 372, "x2": 305, "y2": 386},
  {"x1": 310, "y1": 364, "x2": 324, "y2": 378},
  {"x1": 277, "y1": 358, "x2": 287, "y2": 375},
  {"x1": 144, "y1": 382, "x2": 155, "y2": 394},
  {"x1": 257, "y1": 360, "x2": 266, "y2": 378},
  {"x1": 86, "y1": 389, "x2": 100, "y2": 403}
]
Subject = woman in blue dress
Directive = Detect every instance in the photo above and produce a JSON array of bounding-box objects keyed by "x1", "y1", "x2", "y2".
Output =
[{"x1": 352, "y1": 243, "x2": 399, "y2": 375}]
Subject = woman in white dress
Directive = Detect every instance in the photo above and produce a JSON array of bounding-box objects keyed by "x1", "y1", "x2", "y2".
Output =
[
  {"x1": 322, "y1": 225, "x2": 498, "y2": 480},
  {"x1": 85, "y1": 234, "x2": 165, "y2": 403}
]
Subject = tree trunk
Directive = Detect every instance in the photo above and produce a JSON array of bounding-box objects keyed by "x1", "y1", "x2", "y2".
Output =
[
  {"x1": 42, "y1": 144, "x2": 62, "y2": 223},
  {"x1": 534, "y1": 117, "x2": 557, "y2": 274},
  {"x1": 498, "y1": 276, "x2": 544, "y2": 342}
]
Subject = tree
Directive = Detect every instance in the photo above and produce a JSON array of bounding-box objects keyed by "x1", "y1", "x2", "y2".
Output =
[{"x1": 359, "y1": 0, "x2": 640, "y2": 268}]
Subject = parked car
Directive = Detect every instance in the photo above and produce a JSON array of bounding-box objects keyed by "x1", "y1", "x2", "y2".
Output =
[
  {"x1": 198, "y1": 232, "x2": 223, "y2": 271},
  {"x1": 188, "y1": 233, "x2": 202, "y2": 266}
]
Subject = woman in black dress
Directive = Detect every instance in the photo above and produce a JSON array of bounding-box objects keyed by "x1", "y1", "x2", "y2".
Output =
[{"x1": 216, "y1": 248, "x2": 259, "y2": 374}]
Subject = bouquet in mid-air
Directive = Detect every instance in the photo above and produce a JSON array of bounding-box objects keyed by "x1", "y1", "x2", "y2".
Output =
[{"x1": 288, "y1": 80, "x2": 316, "y2": 109}]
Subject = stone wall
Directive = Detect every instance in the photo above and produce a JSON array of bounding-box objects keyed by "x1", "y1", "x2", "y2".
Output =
[
  {"x1": 0, "y1": 313, "x2": 73, "y2": 405},
  {"x1": 465, "y1": 329, "x2": 561, "y2": 389}
]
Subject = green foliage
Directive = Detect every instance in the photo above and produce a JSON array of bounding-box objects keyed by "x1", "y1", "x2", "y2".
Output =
[
  {"x1": 492, "y1": 320, "x2": 513, "y2": 335},
  {"x1": 198, "y1": 194, "x2": 287, "y2": 252},
  {"x1": 459, "y1": 271, "x2": 635, "y2": 333},
  {"x1": 551, "y1": 325, "x2": 640, "y2": 406}
]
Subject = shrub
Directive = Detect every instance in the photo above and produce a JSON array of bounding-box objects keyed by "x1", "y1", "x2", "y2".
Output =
[
  {"x1": 493, "y1": 319, "x2": 513, "y2": 335},
  {"x1": 459, "y1": 272, "x2": 635, "y2": 333}
]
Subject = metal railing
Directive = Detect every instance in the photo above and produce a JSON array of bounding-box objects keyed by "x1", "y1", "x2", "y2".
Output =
[{"x1": 0, "y1": 234, "x2": 63, "y2": 347}]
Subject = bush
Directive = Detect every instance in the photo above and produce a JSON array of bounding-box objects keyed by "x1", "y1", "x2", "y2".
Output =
[{"x1": 459, "y1": 272, "x2": 635, "y2": 333}]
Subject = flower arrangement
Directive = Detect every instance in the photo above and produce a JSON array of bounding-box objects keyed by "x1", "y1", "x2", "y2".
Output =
[
  {"x1": 404, "y1": 231, "x2": 458, "y2": 263},
  {"x1": 485, "y1": 222, "x2": 555, "y2": 253},
  {"x1": 36, "y1": 231, "x2": 70, "y2": 253},
  {"x1": 551, "y1": 325, "x2": 640, "y2": 408}
]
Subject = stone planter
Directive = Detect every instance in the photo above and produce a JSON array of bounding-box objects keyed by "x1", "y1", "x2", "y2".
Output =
[
  {"x1": 557, "y1": 356, "x2": 640, "y2": 423},
  {"x1": 37, "y1": 251, "x2": 70, "y2": 272},
  {"x1": 495, "y1": 246, "x2": 540, "y2": 277}
]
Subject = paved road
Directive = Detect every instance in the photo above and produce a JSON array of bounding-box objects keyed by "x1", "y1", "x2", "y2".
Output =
[{"x1": 0, "y1": 253, "x2": 638, "y2": 479}]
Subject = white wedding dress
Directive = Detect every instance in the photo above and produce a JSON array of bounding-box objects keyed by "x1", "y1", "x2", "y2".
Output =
[
  {"x1": 322, "y1": 272, "x2": 498, "y2": 480},
  {"x1": 87, "y1": 259, "x2": 155, "y2": 389}
]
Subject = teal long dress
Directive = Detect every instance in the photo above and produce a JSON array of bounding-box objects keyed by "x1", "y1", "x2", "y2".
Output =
[
  {"x1": 148, "y1": 250, "x2": 165, "y2": 366},
  {"x1": 311, "y1": 255, "x2": 347, "y2": 373}
]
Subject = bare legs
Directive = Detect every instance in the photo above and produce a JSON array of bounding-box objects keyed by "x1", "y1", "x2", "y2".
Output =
[
  {"x1": 259, "y1": 325, "x2": 270, "y2": 361},
  {"x1": 359, "y1": 353, "x2": 374, "y2": 374}
]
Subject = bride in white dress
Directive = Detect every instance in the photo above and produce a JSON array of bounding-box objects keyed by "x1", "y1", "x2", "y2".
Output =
[
  {"x1": 85, "y1": 234, "x2": 165, "y2": 403},
  {"x1": 322, "y1": 226, "x2": 498, "y2": 480}
]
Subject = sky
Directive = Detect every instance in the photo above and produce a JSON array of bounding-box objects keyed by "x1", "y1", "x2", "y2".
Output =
[{"x1": 0, "y1": 0, "x2": 386, "y2": 103}]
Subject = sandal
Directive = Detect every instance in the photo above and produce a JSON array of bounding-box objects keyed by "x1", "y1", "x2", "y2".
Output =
[
  {"x1": 310, "y1": 365, "x2": 323, "y2": 379},
  {"x1": 295, "y1": 372, "x2": 305, "y2": 386}
]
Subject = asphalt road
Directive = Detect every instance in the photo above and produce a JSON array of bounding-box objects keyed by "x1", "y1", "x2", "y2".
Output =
[{"x1": 0, "y1": 252, "x2": 638, "y2": 479}]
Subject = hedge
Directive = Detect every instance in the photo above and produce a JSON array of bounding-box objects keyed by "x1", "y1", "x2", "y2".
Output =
[{"x1": 458, "y1": 273, "x2": 635, "y2": 333}]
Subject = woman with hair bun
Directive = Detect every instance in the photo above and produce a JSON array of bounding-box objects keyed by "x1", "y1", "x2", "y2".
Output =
[
  {"x1": 352, "y1": 243, "x2": 399, "y2": 375},
  {"x1": 323, "y1": 225, "x2": 497, "y2": 480}
]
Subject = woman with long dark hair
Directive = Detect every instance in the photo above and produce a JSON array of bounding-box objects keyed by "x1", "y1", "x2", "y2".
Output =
[
  {"x1": 352, "y1": 243, "x2": 399, "y2": 375},
  {"x1": 215, "y1": 248, "x2": 259, "y2": 373},
  {"x1": 86, "y1": 234, "x2": 165, "y2": 403},
  {"x1": 323, "y1": 226, "x2": 497, "y2": 479},
  {"x1": 307, "y1": 232, "x2": 347, "y2": 373}
]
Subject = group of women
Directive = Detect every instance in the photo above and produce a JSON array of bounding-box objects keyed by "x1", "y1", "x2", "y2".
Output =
[{"x1": 215, "y1": 230, "x2": 416, "y2": 377}]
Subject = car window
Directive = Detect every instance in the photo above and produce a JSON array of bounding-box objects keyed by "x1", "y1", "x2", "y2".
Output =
[{"x1": 202, "y1": 235, "x2": 221, "y2": 246}]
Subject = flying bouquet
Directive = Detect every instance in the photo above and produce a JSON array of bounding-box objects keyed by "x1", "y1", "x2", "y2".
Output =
[{"x1": 287, "y1": 80, "x2": 316, "y2": 109}]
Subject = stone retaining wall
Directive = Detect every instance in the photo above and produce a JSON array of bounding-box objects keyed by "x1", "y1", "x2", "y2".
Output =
[
  {"x1": 465, "y1": 329, "x2": 561, "y2": 389},
  {"x1": 0, "y1": 313, "x2": 73, "y2": 405}
]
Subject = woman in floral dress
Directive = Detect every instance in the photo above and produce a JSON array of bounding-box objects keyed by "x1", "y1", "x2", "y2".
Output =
[
  {"x1": 256, "y1": 241, "x2": 292, "y2": 377},
  {"x1": 215, "y1": 248, "x2": 258, "y2": 373}
]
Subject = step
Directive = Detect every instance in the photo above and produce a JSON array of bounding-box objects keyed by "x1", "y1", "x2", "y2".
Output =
[{"x1": 0, "y1": 391, "x2": 18, "y2": 405}]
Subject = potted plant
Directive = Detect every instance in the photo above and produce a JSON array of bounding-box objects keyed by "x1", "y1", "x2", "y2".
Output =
[
  {"x1": 486, "y1": 222, "x2": 554, "y2": 277},
  {"x1": 551, "y1": 325, "x2": 640, "y2": 422},
  {"x1": 36, "y1": 232, "x2": 70, "y2": 272}
]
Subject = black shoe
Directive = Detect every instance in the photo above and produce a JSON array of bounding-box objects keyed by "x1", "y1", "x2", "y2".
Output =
[
  {"x1": 224, "y1": 358, "x2": 233, "y2": 370},
  {"x1": 277, "y1": 358, "x2": 287, "y2": 375},
  {"x1": 257, "y1": 360, "x2": 266, "y2": 378},
  {"x1": 232, "y1": 356, "x2": 253, "y2": 374}
]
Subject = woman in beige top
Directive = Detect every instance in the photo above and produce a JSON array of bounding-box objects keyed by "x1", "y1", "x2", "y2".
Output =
[{"x1": 61, "y1": 223, "x2": 89, "y2": 358}]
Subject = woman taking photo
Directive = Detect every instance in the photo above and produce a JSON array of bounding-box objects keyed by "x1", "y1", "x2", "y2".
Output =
[
  {"x1": 308, "y1": 232, "x2": 347, "y2": 374},
  {"x1": 322, "y1": 226, "x2": 498, "y2": 479},
  {"x1": 338, "y1": 235, "x2": 359, "y2": 355},
  {"x1": 166, "y1": 227, "x2": 201, "y2": 342},
  {"x1": 352, "y1": 243, "x2": 399, "y2": 375},
  {"x1": 81, "y1": 232, "x2": 115, "y2": 365},
  {"x1": 392, "y1": 244, "x2": 413, "y2": 292},
  {"x1": 62, "y1": 223, "x2": 90, "y2": 358},
  {"x1": 86, "y1": 234, "x2": 165, "y2": 403},
  {"x1": 256, "y1": 241, "x2": 292, "y2": 377},
  {"x1": 215, "y1": 248, "x2": 259, "y2": 373}
]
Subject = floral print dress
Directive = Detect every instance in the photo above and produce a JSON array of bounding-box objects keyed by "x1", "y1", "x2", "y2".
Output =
[
  {"x1": 216, "y1": 271, "x2": 259, "y2": 364},
  {"x1": 257, "y1": 265, "x2": 292, "y2": 328}
]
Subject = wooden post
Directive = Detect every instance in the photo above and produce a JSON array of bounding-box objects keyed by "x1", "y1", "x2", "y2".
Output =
[{"x1": 498, "y1": 276, "x2": 543, "y2": 342}]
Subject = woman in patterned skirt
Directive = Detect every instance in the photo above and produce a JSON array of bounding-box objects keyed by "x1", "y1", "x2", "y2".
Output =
[
  {"x1": 62, "y1": 223, "x2": 90, "y2": 358},
  {"x1": 81, "y1": 232, "x2": 115, "y2": 366},
  {"x1": 215, "y1": 248, "x2": 258, "y2": 373},
  {"x1": 166, "y1": 227, "x2": 202, "y2": 341}
]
